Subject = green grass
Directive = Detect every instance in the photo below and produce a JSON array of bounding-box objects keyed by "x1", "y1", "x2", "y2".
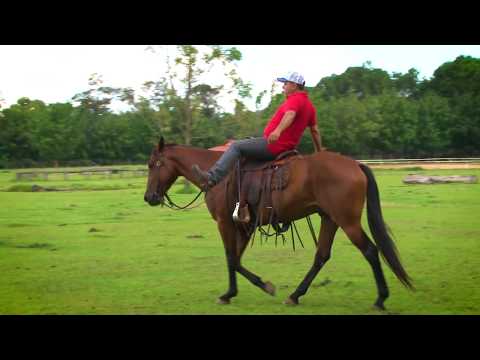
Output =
[{"x1": 0, "y1": 166, "x2": 479, "y2": 314}]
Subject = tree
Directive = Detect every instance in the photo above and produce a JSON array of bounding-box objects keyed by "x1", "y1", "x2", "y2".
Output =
[
  {"x1": 414, "y1": 93, "x2": 452, "y2": 156},
  {"x1": 392, "y1": 68, "x2": 420, "y2": 98},
  {"x1": 35, "y1": 103, "x2": 77, "y2": 162},
  {"x1": 316, "y1": 94, "x2": 368, "y2": 155},
  {"x1": 142, "y1": 45, "x2": 253, "y2": 191},
  {"x1": 377, "y1": 94, "x2": 418, "y2": 157},
  {"x1": 0, "y1": 97, "x2": 46, "y2": 165},
  {"x1": 144, "y1": 45, "x2": 252, "y2": 147},
  {"x1": 424, "y1": 56, "x2": 480, "y2": 99},
  {"x1": 191, "y1": 84, "x2": 221, "y2": 118},
  {"x1": 123, "y1": 102, "x2": 163, "y2": 161},
  {"x1": 422, "y1": 56, "x2": 480, "y2": 155},
  {"x1": 71, "y1": 73, "x2": 115, "y2": 114},
  {"x1": 315, "y1": 64, "x2": 394, "y2": 100},
  {"x1": 70, "y1": 73, "x2": 138, "y2": 161}
]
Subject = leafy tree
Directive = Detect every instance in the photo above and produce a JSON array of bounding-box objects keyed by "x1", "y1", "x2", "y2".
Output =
[
  {"x1": 392, "y1": 68, "x2": 420, "y2": 98},
  {"x1": 414, "y1": 93, "x2": 452, "y2": 156},
  {"x1": 377, "y1": 94, "x2": 418, "y2": 157},
  {"x1": 422, "y1": 56, "x2": 480, "y2": 155},
  {"x1": 315, "y1": 63, "x2": 394, "y2": 100},
  {"x1": 35, "y1": 103, "x2": 77, "y2": 161},
  {"x1": 144, "y1": 45, "x2": 252, "y2": 147},
  {"x1": 0, "y1": 98, "x2": 48, "y2": 163},
  {"x1": 424, "y1": 56, "x2": 480, "y2": 99}
]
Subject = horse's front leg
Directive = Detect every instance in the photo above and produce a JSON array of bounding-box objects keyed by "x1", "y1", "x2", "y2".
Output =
[
  {"x1": 235, "y1": 228, "x2": 276, "y2": 297},
  {"x1": 217, "y1": 220, "x2": 239, "y2": 304},
  {"x1": 216, "y1": 219, "x2": 275, "y2": 304}
]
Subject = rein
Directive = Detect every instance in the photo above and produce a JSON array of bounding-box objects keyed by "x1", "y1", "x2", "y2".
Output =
[{"x1": 163, "y1": 190, "x2": 205, "y2": 210}]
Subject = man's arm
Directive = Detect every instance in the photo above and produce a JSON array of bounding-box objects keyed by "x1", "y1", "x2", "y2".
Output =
[
  {"x1": 309, "y1": 124, "x2": 322, "y2": 152},
  {"x1": 267, "y1": 110, "x2": 296, "y2": 144}
]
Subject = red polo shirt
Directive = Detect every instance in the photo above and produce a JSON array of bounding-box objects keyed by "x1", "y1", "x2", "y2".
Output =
[{"x1": 263, "y1": 91, "x2": 317, "y2": 155}]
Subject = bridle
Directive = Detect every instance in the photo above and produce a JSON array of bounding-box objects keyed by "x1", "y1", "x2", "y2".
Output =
[{"x1": 150, "y1": 158, "x2": 205, "y2": 211}]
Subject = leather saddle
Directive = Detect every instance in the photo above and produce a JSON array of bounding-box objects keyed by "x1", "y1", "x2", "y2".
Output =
[{"x1": 232, "y1": 149, "x2": 301, "y2": 230}]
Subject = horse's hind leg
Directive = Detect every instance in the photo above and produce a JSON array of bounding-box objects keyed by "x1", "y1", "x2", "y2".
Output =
[
  {"x1": 285, "y1": 216, "x2": 338, "y2": 305},
  {"x1": 342, "y1": 224, "x2": 389, "y2": 310}
]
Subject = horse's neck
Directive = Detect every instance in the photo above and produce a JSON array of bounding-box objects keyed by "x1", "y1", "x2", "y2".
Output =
[{"x1": 166, "y1": 145, "x2": 222, "y2": 186}]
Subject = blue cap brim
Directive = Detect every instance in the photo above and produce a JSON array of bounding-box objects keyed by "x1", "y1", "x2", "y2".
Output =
[{"x1": 276, "y1": 77, "x2": 288, "y2": 82}]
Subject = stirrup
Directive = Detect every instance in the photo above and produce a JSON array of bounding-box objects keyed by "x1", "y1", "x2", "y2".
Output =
[{"x1": 232, "y1": 202, "x2": 251, "y2": 223}]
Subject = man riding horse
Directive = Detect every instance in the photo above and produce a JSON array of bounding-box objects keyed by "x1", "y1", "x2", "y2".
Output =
[
  {"x1": 192, "y1": 71, "x2": 322, "y2": 190},
  {"x1": 144, "y1": 72, "x2": 414, "y2": 309}
]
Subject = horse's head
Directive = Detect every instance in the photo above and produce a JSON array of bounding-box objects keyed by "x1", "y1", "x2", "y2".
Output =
[{"x1": 144, "y1": 137, "x2": 179, "y2": 206}]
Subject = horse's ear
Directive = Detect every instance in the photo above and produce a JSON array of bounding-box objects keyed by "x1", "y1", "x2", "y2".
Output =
[{"x1": 158, "y1": 137, "x2": 165, "y2": 151}]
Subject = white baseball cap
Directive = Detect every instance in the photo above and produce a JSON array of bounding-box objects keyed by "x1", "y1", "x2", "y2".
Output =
[{"x1": 276, "y1": 71, "x2": 305, "y2": 86}]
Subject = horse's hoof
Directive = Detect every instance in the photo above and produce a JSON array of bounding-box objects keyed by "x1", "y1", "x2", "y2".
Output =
[
  {"x1": 283, "y1": 297, "x2": 298, "y2": 306},
  {"x1": 264, "y1": 281, "x2": 276, "y2": 296},
  {"x1": 373, "y1": 303, "x2": 386, "y2": 311},
  {"x1": 217, "y1": 298, "x2": 230, "y2": 305}
]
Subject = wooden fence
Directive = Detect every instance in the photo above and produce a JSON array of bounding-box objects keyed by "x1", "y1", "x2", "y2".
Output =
[
  {"x1": 359, "y1": 157, "x2": 480, "y2": 164},
  {"x1": 358, "y1": 157, "x2": 480, "y2": 169},
  {"x1": 14, "y1": 158, "x2": 480, "y2": 181},
  {"x1": 16, "y1": 168, "x2": 148, "y2": 181}
]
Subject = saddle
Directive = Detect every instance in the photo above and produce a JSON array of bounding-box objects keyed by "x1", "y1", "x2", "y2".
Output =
[{"x1": 232, "y1": 149, "x2": 301, "y2": 233}]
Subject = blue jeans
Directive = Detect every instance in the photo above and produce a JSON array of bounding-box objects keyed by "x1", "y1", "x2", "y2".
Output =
[{"x1": 208, "y1": 137, "x2": 276, "y2": 184}]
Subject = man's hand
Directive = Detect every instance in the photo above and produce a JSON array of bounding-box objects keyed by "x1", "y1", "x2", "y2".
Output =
[{"x1": 267, "y1": 130, "x2": 281, "y2": 144}]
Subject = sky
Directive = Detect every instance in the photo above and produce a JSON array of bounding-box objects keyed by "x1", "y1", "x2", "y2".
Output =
[{"x1": 1, "y1": 45, "x2": 480, "y2": 113}]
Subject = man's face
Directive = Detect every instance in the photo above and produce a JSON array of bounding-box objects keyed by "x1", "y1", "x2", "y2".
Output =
[{"x1": 282, "y1": 81, "x2": 298, "y2": 96}]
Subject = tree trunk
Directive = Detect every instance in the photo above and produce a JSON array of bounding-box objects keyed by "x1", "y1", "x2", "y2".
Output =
[{"x1": 182, "y1": 58, "x2": 194, "y2": 192}]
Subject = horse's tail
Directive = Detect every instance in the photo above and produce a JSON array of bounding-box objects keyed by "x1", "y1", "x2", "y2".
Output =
[{"x1": 359, "y1": 163, "x2": 414, "y2": 290}]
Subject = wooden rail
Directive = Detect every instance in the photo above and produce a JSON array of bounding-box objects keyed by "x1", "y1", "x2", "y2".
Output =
[
  {"x1": 14, "y1": 158, "x2": 480, "y2": 181},
  {"x1": 15, "y1": 168, "x2": 148, "y2": 181},
  {"x1": 358, "y1": 158, "x2": 480, "y2": 169},
  {"x1": 359, "y1": 157, "x2": 480, "y2": 164}
]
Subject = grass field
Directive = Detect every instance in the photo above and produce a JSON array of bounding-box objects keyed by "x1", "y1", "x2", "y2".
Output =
[{"x1": 0, "y1": 165, "x2": 479, "y2": 314}]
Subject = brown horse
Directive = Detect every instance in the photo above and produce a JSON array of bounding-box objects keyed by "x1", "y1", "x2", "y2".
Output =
[{"x1": 144, "y1": 137, "x2": 414, "y2": 310}]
